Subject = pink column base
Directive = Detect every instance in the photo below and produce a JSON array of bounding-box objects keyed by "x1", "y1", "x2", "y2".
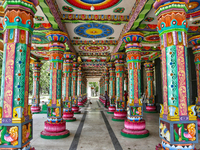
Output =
[
  {"x1": 44, "y1": 121, "x2": 66, "y2": 133},
  {"x1": 72, "y1": 106, "x2": 80, "y2": 113},
  {"x1": 31, "y1": 106, "x2": 41, "y2": 113},
  {"x1": 63, "y1": 111, "x2": 76, "y2": 121},
  {"x1": 41, "y1": 129, "x2": 70, "y2": 137},
  {"x1": 108, "y1": 106, "x2": 116, "y2": 112},
  {"x1": 78, "y1": 102, "x2": 84, "y2": 106},
  {"x1": 112, "y1": 111, "x2": 127, "y2": 120},
  {"x1": 121, "y1": 119, "x2": 149, "y2": 136},
  {"x1": 146, "y1": 106, "x2": 156, "y2": 112},
  {"x1": 198, "y1": 118, "x2": 200, "y2": 131}
]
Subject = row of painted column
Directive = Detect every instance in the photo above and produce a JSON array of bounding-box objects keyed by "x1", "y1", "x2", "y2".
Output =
[
  {"x1": 98, "y1": 1, "x2": 199, "y2": 148},
  {"x1": 0, "y1": 0, "x2": 87, "y2": 147}
]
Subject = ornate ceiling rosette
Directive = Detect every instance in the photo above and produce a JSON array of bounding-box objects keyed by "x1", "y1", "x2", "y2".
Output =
[
  {"x1": 144, "y1": 33, "x2": 160, "y2": 43},
  {"x1": 74, "y1": 23, "x2": 114, "y2": 39},
  {"x1": 64, "y1": 0, "x2": 122, "y2": 11},
  {"x1": 79, "y1": 45, "x2": 110, "y2": 52},
  {"x1": 31, "y1": 52, "x2": 50, "y2": 58}
]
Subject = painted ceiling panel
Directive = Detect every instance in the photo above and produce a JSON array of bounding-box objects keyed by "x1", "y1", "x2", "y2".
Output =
[
  {"x1": 65, "y1": 22, "x2": 125, "y2": 41},
  {"x1": 57, "y1": 0, "x2": 136, "y2": 15},
  {"x1": 34, "y1": 6, "x2": 49, "y2": 23},
  {"x1": 73, "y1": 45, "x2": 115, "y2": 53}
]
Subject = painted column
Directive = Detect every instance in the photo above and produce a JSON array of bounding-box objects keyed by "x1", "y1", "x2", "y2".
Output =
[
  {"x1": 31, "y1": 61, "x2": 42, "y2": 113},
  {"x1": 78, "y1": 65, "x2": 84, "y2": 107},
  {"x1": 107, "y1": 62, "x2": 116, "y2": 114},
  {"x1": 40, "y1": 31, "x2": 70, "y2": 139},
  {"x1": 111, "y1": 53, "x2": 127, "y2": 121},
  {"x1": 72, "y1": 62, "x2": 80, "y2": 114},
  {"x1": 121, "y1": 32, "x2": 149, "y2": 138},
  {"x1": 104, "y1": 67, "x2": 109, "y2": 94},
  {"x1": 0, "y1": 0, "x2": 38, "y2": 149},
  {"x1": 124, "y1": 71, "x2": 128, "y2": 92},
  {"x1": 154, "y1": 1, "x2": 198, "y2": 149},
  {"x1": 189, "y1": 35, "x2": 200, "y2": 133},
  {"x1": 144, "y1": 62, "x2": 156, "y2": 113},
  {"x1": 62, "y1": 52, "x2": 76, "y2": 122}
]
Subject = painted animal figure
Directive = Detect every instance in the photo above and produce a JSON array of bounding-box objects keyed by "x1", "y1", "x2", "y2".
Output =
[
  {"x1": 0, "y1": 126, "x2": 14, "y2": 145},
  {"x1": 174, "y1": 123, "x2": 196, "y2": 142},
  {"x1": 159, "y1": 123, "x2": 170, "y2": 142}
]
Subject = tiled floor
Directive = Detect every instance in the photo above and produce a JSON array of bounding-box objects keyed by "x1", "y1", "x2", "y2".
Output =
[{"x1": 31, "y1": 98, "x2": 200, "y2": 150}]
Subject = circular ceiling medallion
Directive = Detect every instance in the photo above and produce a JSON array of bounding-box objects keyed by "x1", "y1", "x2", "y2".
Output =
[
  {"x1": 79, "y1": 46, "x2": 110, "y2": 52},
  {"x1": 74, "y1": 23, "x2": 114, "y2": 38},
  {"x1": 144, "y1": 34, "x2": 159, "y2": 42},
  {"x1": 188, "y1": 2, "x2": 199, "y2": 10},
  {"x1": 65, "y1": 0, "x2": 121, "y2": 11},
  {"x1": 187, "y1": 0, "x2": 200, "y2": 18}
]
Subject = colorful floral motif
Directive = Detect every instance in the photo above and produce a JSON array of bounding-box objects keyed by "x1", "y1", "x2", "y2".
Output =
[
  {"x1": 113, "y1": 7, "x2": 125, "y2": 13},
  {"x1": 35, "y1": 16, "x2": 44, "y2": 21},
  {"x1": 62, "y1": 6, "x2": 74, "y2": 12},
  {"x1": 144, "y1": 17, "x2": 154, "y2": 22}
]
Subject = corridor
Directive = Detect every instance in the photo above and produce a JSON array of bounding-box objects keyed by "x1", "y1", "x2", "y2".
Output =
[{"x1": 31, "y1": 98, "x2": 165, "y2": 150}]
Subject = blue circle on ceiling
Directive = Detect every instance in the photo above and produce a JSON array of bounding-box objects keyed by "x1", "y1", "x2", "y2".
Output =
[
  {"x1": 188, "y1": 0, "x2": 200, "y2": 14},
  {"x1": 80, "y1": 0, "x2": 105, "y2": 4},
  {"x1": 74, "y1": 23, "x2": 114, "y2": 39}
]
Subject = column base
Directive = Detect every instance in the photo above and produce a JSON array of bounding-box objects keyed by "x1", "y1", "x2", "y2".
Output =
[
  {"x1": 112, "y1": 111, "x2": 127, "y2": 121},
  {"x1": 156, "y1": 140, "x2": 196, "y2": 150},
  {"x1": 31, "y1": 106, "x2": 41, "y2": 113},
  {"x1": 41, "y1": 120, "x2": 70, "y2": 139},
  {"x1": 107, "y1": 106, "x2": 116, "y2": 114},
  {"x1": 198, "y1": 118, "x2": 200, "y2": 133},
  {"x1": 78, "y1": 102, "x2": 84, "y2": 107},
  {"x1": 63, "y1": 111, "x2": 76, "y2": 122},
  {"x1": 72, "y1": 106, "x2": 81, "y2": 114},
  {"x1": 145, "y1": 106, "x2": 156, "y2": 113},
  {"x1": 41, "y1": 130, "x2": 70, "y2": 139},
  {"x1": 144, "y1": 110, "x2": 157, "y2": 113},
  {"x1": 121, "y1": 119, "x2": 149, "y2": 138}
]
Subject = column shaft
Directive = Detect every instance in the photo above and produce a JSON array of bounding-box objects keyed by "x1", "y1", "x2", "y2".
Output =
[
  {"x1": 154, "y1": 1, "x2": 197, "y2": 148},
  {"x1": 31, "y1": 61, "x2": 42, "y2": 113}
]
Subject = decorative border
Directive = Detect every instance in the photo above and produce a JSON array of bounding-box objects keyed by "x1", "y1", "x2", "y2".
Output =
[
  {"x1": 62, "y1": 14, "x2": 129, "y2": 22},
  {"x1": 71, "y1": 40, "x2": 117, "y2": 45}
]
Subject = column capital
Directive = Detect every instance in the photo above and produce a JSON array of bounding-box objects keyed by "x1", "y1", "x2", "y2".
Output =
[
  {"x1": 111, "y1": 52, "x2": 126, "y2": 62},
  {"x1": 144, "y1": 62, "x2": 155, "y2": 68},
  {"x1": 122, "y1": 31, "x2": 144, "y2": 44},
  {"x1": 189, "y1": 35, "x2": 200, "y2": 52},
  {"x1": 46, "y1": 31, "x2": 68, "y2": 41},
  {"x1": 64, "y1": 52, "x2": 76, "y2": 60}
]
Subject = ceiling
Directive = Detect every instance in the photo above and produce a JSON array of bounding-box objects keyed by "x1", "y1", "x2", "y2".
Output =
[{"x1": 0, "y1": 0, "x2": 200, "y2": 78}]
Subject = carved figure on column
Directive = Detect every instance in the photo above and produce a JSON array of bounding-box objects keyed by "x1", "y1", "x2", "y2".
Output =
[
  {"x1": 40, "y1": 31, "x2": 70, "y2": 139},
  {"x1": 121, "y1": 32, "x2": 149, "y2": 138},
  {"x1": 154, "y1": 0, "x2": 198, "y2": 149}
]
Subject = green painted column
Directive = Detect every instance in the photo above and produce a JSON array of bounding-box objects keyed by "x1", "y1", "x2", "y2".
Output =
[
  {"x1": 0, "y1": 0, "x2": 38, "y2": 148},
  {"x1": 40, "y1": 31, "x2": 70, "y2": 139},
  {"x1": 111, "y1": 53, "x2": 127, "y2": 121},
  {"x1": 154, "y1": 0, "x2": 198, "y2": 148},
  {"x1": 31, "y1": 61, "x2": 42, "y2": 113},
  {"x1": 62, "y1": 52, "x2": 76, "y2": 122}
]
